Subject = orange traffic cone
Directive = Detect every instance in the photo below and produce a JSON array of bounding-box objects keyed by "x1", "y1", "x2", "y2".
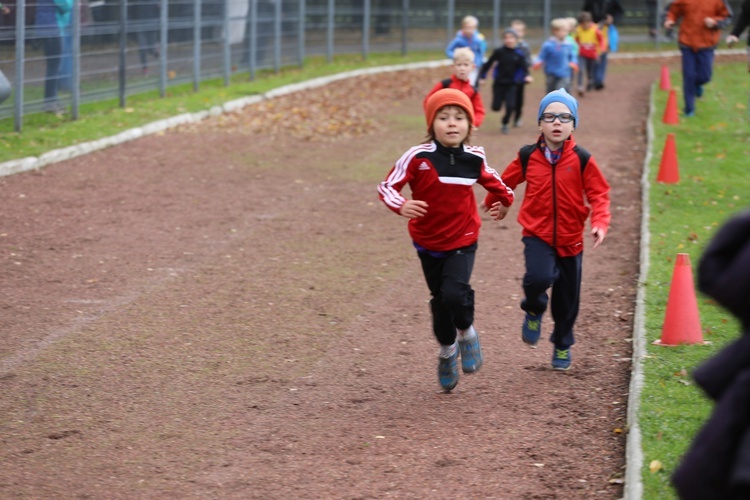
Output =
[
  {"x1": 657, "y1": 133, "x2": 679, "y2": 183},
  {"x1": 663, "y1": 89, "x2": 679, "y2": 125},
  {"x1": 660, "y1": 64, "x2": 672, "y2": 91},
  {"x1": 656, "y1": 253, "x2": 703, "y2": 345}
]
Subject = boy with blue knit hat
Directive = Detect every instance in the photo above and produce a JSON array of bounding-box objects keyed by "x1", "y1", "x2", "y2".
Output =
[{"x1": 482, "y1": 88, "x2": 611, "y2": 370}]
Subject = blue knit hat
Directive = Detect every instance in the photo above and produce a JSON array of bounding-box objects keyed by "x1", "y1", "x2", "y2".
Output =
[{"x1": 538, "y1": 88, "x2": 579, "y2": 126}]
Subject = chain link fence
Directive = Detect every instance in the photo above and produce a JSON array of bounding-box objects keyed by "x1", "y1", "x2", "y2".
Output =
[{"x1": 0, "y1": 0, "x2": 742, "y2": 131}]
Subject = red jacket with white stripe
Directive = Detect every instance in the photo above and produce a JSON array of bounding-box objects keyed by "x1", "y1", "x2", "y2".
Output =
[
  {"x1": 484, "y1": 135, "x2": 611, "y2": 256},
  {"x1": 379, "y1": 140, "x2": 514, "y2": 252}
]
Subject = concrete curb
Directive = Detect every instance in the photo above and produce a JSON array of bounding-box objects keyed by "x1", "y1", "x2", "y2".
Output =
[
  {"x1": 0, "y1": 59, "x2": 450, "y2": 178},
  {"x1": 623, "y1": 80, "x2": 657, "y2": 500}
]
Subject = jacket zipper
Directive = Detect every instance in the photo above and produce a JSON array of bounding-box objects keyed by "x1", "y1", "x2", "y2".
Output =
[{"x1": 551, "y1": 158, "x2": 557, "y2": 247}]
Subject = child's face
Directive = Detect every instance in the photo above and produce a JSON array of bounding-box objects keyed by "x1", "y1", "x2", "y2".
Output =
[
  {"x1": 553, "y1": 26, "x2": 568, "y2": 40},
  {"x1": 503, "y1": 33, "x2": 517, "y2": 48},
  {"x1": 512, "y1": 24, "x2": 525, "y2": 39},
  {"x1": 453, "y1": 58, "x2": 474, "y2": 82},
  {"x1": 581, "y1": 20, "x2": 593, "y2": 29},
  {"x1": 433, "y1": 105, "x2": 470, "y2": 148},
  {"x1": 539, "y1": 102, "x2": 575, "y2": 150},
  {"x1": 461, "y1": 22, "x2": 477, "y2": 38}
]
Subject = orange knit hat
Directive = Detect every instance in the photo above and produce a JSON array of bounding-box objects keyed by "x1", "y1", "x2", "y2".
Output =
[{"x1": 424, "y1": 88, "x2": 475, "y2": 130}]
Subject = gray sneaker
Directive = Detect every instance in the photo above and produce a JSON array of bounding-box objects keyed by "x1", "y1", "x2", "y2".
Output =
[
  {"x1": 438, "y1": 347, "x2": 459, "y2": 392},
  {"x1": 458, "y1": 332, "x2": 483, "y2": 373}
]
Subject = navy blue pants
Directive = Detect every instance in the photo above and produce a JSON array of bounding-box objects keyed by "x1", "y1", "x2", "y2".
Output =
[
  {"x1": 417, "y1": 243, "x2": 476, "y2": 346},
  {"x1": 521, "y1": 236, "x2": 582, "y2": 349},
  {"x1": 491, "y1": 83, "x2": 517, "y2": 126},
  {"x1": 680, "y1": 46, "x2": 714, "y2": 114},
  {"x1": 42, "y1": 36, "x2": 63, "y2": 105}
]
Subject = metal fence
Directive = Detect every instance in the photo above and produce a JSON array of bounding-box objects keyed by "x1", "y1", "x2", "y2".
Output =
[{"x1": 0, "y1": 0, "x2": 742, "y2": 131}]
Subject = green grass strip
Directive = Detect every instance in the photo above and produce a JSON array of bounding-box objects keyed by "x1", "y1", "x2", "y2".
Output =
[
  {"x1": 0, "y1": 51, "x2": 443, "y2": 163},
  {"x1": 640, "y1": 61, "x2": 747, "y2": 498}
]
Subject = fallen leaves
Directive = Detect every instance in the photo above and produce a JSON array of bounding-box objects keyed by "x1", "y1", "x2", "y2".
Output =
[{"x1": 182, "y1": 68, "x2": 437, "y2": 142}]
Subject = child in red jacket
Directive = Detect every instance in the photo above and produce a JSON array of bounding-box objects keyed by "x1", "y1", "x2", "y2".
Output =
[
  {"x1": 424, "y1": 47, "x2": 486, "y2": 129},
  {"x1": 379, "y1": 89, "x2": 514, "y2": 391},
  {"x1": 483, "y1": 88, "x2": 610, "y2": 370}
]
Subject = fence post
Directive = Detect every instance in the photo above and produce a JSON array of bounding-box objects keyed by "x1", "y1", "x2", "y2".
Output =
[
  {"x1": 543, "y1": 0, "x2": 551, "y2": 41},
  {"x1": 492, "y1": 0, "x2": 500, "y2": 49},
  {"x1": 223, "y1": 0, "x2": 230, "y2": 86},
  {"x1": 447, "y1": 0, "x2": 454, "y2": 46},
  {"x1": 119, "y1": 0, "x2": 128, "y2": 108},
  {"x1": 71, "y1": 0, "x2": 81, "y2": 120},
  {"x1": 655, "y1": 0, "x2": 662, "y2": 50},
  {"x1": 273, "y1": 0, "x2": 281, "y2": 73},
  {"x1": 362, "y1": 0, "x2": 370, "y2": 60},
  {"x1": 159, "y1": 0, "x2": 168, "y2": 97},
  {"x1": 13, "y1": 0, "x2": 25, "y2": 132},
  {"x1": 298, "y1": 0, "x2": 305, "y2": 68},
  {"x1": 248, "y1": 0, "x2": 257, "y2": 80},
  {"x1": 401, "y1": 0, "x2": 408, "y2": 56},
  {"x1": 193, "y1": 0, "x2": 201, "y2": 92},
  {"x1": 326, "y1": 0, "x2": 334, "y2": 63}
]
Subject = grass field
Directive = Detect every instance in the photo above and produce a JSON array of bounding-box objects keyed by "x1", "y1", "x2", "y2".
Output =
[{"x1": 640, "y1": 61, "x2": 748, "y2": 498}]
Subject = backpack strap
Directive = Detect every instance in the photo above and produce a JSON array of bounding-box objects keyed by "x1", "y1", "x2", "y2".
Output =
[
  {"x1": 519, "y1": 144, "x2": 591, "y2": 177},
  {"x1": 572, "y1": 145, "x2": 591, "y2": 172},
  {"x1": 441, "y1": 77, "x2": 476, "y2": 99},
  {"x1": 519, "y1": 144, "x2": 537, "y2": 178}
]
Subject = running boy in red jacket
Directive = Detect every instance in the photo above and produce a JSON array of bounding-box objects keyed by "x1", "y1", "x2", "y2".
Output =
[
  {"x1": 379, "y1": 89, "x2": 514, "y2": 391},
  {"x1": 482, "y1": 88, "x2": 610, "y2": 370},
  {"x1": 424, "y1": 47, "x2": 486, "y2": 129}
]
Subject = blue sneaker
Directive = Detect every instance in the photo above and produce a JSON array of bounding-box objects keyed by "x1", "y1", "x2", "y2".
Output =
[
  {"x1": 696, "y1": 85, "x2": 704, "y2": 98},
  {"x1": 522, "y1": 312, "x2": 542, "y2": 346},
  {"x1": 685, "y1": 110, "x2": 696, "y2": 118},
  {"x1": 438, "y1": 347, "x2": 459, "y2": 392},
  {"x1": 458, "y1": 330, "x2": 483, "y2": 373},
  {"x1": 552, "y1": 347, "x2": 572, "y2": 371}
]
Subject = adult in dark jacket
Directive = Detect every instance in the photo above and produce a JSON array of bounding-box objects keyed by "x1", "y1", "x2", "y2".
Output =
[
  {"x1": 34, "y1": 0, "x2": 73, "y2": 113},
  {"x1": 582, "y1": 0, "x2": 624, "y2": 24},
  {"x1": 726, "y1": 0, "x2": 750, "y2": 73},
  {"x1": 671, "y1": 209, "x2": 750, "y2": 499}
]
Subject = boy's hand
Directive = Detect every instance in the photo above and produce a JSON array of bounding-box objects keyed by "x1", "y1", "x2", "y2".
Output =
[
  {"x1": 532, "y1": 61, "x2": 542, "y2": 70},
  {"x1": 591, "y1": 226, "x2": 607, "y2": 249},
  {"x1": 569, "y1": 62, "x2": 579, "y2": 72},
  {"x1": 399, "y1": 199, "x2": 428, "y2": 219},
  {"x1": 727, "y1": 34, "x2": 739, "y2": 47},
  {"x1": 482, "y1": 201, "x2": 509, "y2": 221},
  {"x1": 525, "y1": 75, "x2": 533, "y2": 83}
]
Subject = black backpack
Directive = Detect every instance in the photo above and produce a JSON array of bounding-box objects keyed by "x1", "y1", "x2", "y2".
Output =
[
  {"x1": 518, "y1": 143, "x2": 591, "y2": 177},
  {"x1": 441, "y1": 78, "x2": 478, "y2": 98}
]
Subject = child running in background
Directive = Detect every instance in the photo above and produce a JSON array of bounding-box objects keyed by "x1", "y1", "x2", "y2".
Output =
[
  {"x1": 574, "y1": 11, "x2": 604, "y2": 96},
  {"x1": 564, "y1": 17, "x2": 581, "y2": 92},
  {"x1": 424, "y1": 47, "x2": 486, "y2": 129},
  {"x1": 509, "y1": 19, "x2": 534, "y2": 128},
  {"x1": 378, "y1": 89, "x2": 514, "y2": 391},
  {"x1": 482, "y1": 89, "x2": 610, "y2": 371},
  {"x1": 446, "y1": 15, "x2": 487, "y2": 87},
  {"x1": 594, "y1": 14, "x2": 619, "y2": 90},
  {"x1": 479, "y1": 29, "x2": 530, "y2": 134},
  {"x1": 533, "y1": 18, "x2": 578, "y2": 94}
]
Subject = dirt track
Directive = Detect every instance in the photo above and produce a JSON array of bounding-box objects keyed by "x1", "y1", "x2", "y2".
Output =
[{"x1": 0, "y1": 60, "x2": 657, "y2": 498}]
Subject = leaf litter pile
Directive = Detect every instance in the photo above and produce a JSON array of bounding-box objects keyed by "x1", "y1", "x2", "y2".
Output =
[{"x1": 192, "y1": 67, "x2": 439, "y2": 141}]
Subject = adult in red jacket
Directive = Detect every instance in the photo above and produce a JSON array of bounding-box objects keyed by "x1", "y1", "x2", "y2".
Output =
[{"x1": 664, "y1": 0, "x2": 733, "y2": 116}]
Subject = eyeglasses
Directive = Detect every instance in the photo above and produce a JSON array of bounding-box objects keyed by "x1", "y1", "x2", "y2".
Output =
[{"x1": 540, "y1": 112, "x2": 574, "y2": 123}]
